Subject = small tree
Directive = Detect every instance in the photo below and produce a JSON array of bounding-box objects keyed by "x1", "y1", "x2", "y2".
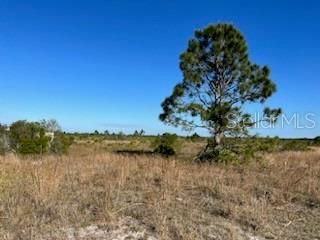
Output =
[
  {"x1": 139, "y1": 129, "x2": 145, "y2": 136},
  {"x1": 94, "y1": 130, "x2": 100, "y2": 135},
  {"x1": 133, "y1": 129, "x2": 145, "y2": 137},
  {"x1": 40, "y1": 119, "x2": 61, "y2": 133},
  {"x1": 160, "y1": 24, "x2": 281, "y2": 159},
  {"x1": 190, "y1": 132, "x2": 201, "y2": 142}
]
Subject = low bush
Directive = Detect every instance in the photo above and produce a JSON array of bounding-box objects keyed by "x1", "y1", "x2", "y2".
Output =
[
  {"x1": 153, "y1": 133, "x2": 178, "y2": 157},
  {"x1": 198, "y1": 136, "x2": 311, "y2": 164},
  {"x1": 154, "y1": 144, "x2": 175, "y2": 157},
  {"x1": 49, "y1": 133, "x2": 74, "y2": 154},
  {"x1": 197, "y1": 144, "x2": 255, "y2": 164}
]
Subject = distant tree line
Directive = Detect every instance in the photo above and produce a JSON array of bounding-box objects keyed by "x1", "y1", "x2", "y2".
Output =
[
  {"x1": 72, "y1": 129, "x2": 146, "y2": 139},
  {"x1": 0, "y1": 119, "x2": 73, "y2": 155}
]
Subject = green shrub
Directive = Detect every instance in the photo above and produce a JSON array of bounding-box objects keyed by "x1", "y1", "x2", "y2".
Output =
[
  {"x1": 154, "y1": 144, "x2": 175, "y2": 157},
  {"x1": 18, "y1": 138, "x2": 48, "y2": 154},
  {"x1": 313, "y1": 136, "x2": 320, "y2": 145},
  {"x1": 9, "y1": 121, "x2": 49, "y2": 154},
  {"x1": 280, "y1": 140, "x2": 309, "y2": 151},
  {"x1": 49, "y1": 133, "x2": 74, "y2": 154},
  {"x1": 198, "y1": 137, "x2": 311, "y2": 164},
  {"x1": 153, "y1": 133, "x2": 178, "y2": 157},
  {"x1": 242, "y1": 137, "x2": 310, "y2": 153},
  {"x1": 197, "y1": 143, "x2": 255, "y2": 164},
  {"x1": 8, "y1": 120, "x2": 72, "y2": 155}
]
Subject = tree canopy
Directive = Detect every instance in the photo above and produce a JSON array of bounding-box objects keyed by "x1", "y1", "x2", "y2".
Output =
[{"x1": 160, "y1": 23, "x2": 281, "y2": 152}]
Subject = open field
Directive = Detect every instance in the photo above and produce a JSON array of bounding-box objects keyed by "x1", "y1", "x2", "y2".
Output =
[
  {"x1": 0, "y1": 141, "x2": 319, "y2": 240},
  {"x1": 2, "y1": 2, "x2": 320, "y2": 240}
]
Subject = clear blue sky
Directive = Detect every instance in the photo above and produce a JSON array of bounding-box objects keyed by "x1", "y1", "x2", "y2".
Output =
[{"x1": 0, "y1": 0, "x2": 319, "y2": 137}]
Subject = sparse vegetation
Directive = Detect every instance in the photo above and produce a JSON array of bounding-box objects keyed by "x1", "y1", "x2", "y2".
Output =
[{"x1": 0, "y1": 141, "x2": 319, "y2": 239}]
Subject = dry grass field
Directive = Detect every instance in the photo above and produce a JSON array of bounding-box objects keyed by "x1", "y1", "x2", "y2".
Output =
[{"x1": 0, "y1": 142, "x2": 319, "y2": 239}]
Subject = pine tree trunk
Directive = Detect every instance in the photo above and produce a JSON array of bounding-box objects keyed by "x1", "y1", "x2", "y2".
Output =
[
  {"x1": 194, "y1": 130, "x2": 224, "y2": 161},
  {"x1": 213, "y1": 131, "x2": 224, "y2": 150}
]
